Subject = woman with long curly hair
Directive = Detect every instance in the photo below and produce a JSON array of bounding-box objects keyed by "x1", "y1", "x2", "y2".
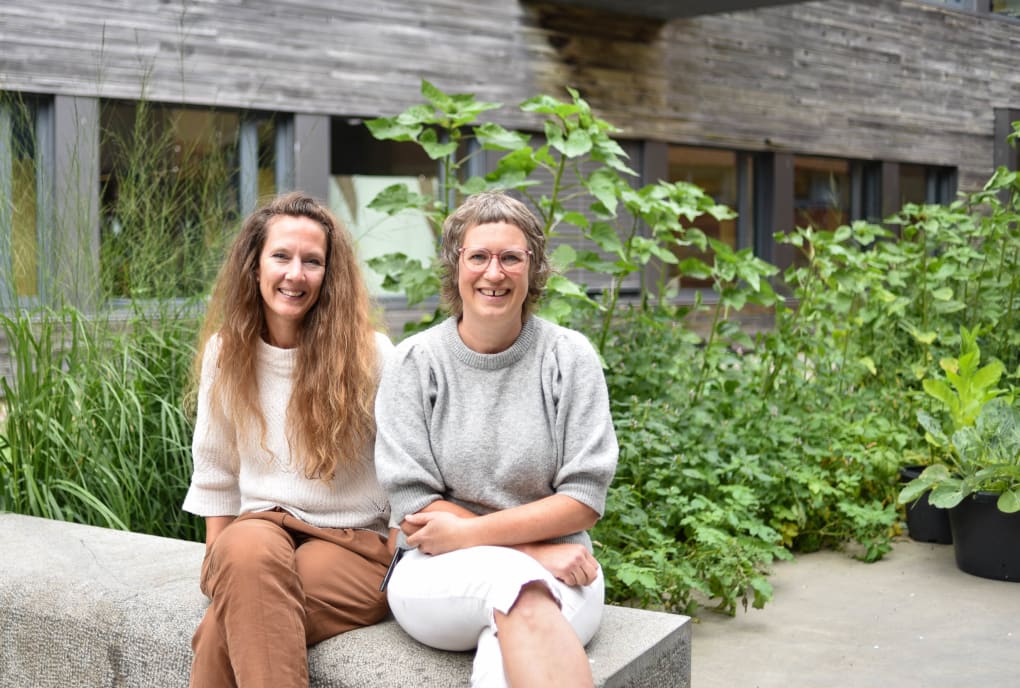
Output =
[{"x1": 183, "y1": 191, "x2": 394, "y2": 687}]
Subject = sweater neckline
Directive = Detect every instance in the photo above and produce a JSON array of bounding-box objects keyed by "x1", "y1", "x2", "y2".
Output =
[
  {"x1": 257, "y1": 337, "x2": 298, "y2": 372},
  {"x1": 442, "y1": 316, "x2": 538, "y2": 370}
]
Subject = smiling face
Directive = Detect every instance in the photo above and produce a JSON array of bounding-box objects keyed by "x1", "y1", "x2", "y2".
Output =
[
  {"x1": 256, "y1": 214, "x2": 327, "y2": 348},
  {"x1": 457, "y1": 221, "x2": 530, "y2": 345}
]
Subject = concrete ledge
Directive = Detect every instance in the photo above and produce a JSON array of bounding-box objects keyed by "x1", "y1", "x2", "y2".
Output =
[{"x1": 0, "y1": 513, "x2": 690, "y2": 687}]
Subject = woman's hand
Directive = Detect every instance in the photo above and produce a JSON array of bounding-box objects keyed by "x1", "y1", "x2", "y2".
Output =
[
  {"x1": 403, "y1": 511, "x2": 475, "y2": 555},
  {"x1": 516, "y1": 542, "x2": 600, "y2": 587},
  {"x1": 386, "y1": 527, "x2": 401, "y2": 555}
]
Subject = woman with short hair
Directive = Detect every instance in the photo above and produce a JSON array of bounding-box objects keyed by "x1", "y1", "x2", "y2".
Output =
[{"x1": 375, "y1": 190, "x2": 619, "y2": 687}]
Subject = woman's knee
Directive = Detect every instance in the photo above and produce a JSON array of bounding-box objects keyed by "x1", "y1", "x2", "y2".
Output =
[
  {"x1": 204, "y1": 518, "x2": 294, "y2": 591},
  {"x1": 503, "y1": 581, "x2": 560, "y2": 625}
]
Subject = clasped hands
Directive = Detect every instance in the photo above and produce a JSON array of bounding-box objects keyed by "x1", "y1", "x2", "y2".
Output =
[{"x1": 402, "y1": 511, "x2": 599, "y2": 587}]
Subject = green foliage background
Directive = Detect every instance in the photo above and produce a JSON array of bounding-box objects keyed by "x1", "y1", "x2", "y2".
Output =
[{"x1": 2, "y1": 83, "x2": 1019, "y2": 617}]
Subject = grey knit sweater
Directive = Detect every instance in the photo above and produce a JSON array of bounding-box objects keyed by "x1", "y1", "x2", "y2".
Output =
[{"x1": 374, "y1": 316, "x2": 618, "y2": 550}]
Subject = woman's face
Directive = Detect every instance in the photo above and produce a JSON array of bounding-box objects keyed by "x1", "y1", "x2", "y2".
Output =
[
  {"x1": 457, "y1": 221, "x2": 530, "y2": 327},
  {"x1": 256, "y1": 214, "x2": 327, "y2": 348}
]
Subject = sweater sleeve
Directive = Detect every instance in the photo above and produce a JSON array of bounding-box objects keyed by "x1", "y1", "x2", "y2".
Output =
[
  {"x1": 374, "y1": 341, "x2": 446, "y2": 524},
  {"x1": 373, "y1": 330, "x2": 396, "y2": 375},
  {"x1": 182, "y1": 336, "x2": 241, "y2": 517},
  {"x1": 548, "y1": 330, "x2": 619, "y2": 517}
]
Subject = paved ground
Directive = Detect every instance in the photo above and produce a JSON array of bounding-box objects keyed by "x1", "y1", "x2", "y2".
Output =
[{"x1": 691, "y1": 537, "x2": 1018, "y2": 688}]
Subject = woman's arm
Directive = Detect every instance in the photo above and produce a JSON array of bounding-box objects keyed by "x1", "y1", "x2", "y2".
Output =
[
  {"x1": 404, "y1": 497, "x2": 601, "y2": 585},
  {"x1": 183, "y1": 337, "x2": 242, "y2": 519},
  {"x1": 402, "y1": 494, "x2": 598, "y2": 554}
]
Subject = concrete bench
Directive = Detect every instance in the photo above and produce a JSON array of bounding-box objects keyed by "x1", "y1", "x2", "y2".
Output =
[{"x1": 0, "y1": 513, "x2": 690, "y2": 687}]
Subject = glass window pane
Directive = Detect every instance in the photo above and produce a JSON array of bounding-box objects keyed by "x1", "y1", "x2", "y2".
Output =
[
  {"x1": 899, "y1": 164, "x2": 928, "y2": 207},
  {"x1": 257, "y1": 118, "x2": 276, "y2": 199},
  {"x1": 1, "y1": 96, "x2": 39, "y2": 302},
  {"x1": 12, "y1": 103, "x2": 38, "y2": 299},
  {"x1": 784, "y1": 156, "x2": 850, "y2": 270},
  {"x1": 993, "y1": 0, "x2": 1020, "y2": 17},
  {"x1": 920, "y1": 0, "x2": 977, "y2": 9},
  {"x1": 794, "y1": 156, "x2": 850, "y2": 232},
  {"x1": 99, "y1": 101, "x2": 241, "y2": 300},
  {"x1": 330, "y1": 119, "x2": 438, "y2": 297},
  {"x1": 668, "y1": 146, "x2": 738, "y2": 288}
]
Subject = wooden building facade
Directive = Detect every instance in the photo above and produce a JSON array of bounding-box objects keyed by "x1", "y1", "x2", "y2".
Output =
[{"x1": 1, "y1": 0, "x2": 1019, "y2": 315}]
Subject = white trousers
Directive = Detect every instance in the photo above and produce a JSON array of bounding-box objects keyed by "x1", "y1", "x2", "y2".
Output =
[{"x1": 387, "y1": 545, "x2": 604, "y2": 688}]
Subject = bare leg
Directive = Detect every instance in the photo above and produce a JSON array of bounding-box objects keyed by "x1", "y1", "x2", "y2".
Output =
[{"x1": 493, "y1": 582, "x2": 594, "y2": 688}]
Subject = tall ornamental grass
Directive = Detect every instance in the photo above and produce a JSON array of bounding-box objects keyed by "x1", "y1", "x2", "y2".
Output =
[
  {"x1": 0, "y1": 304, "x2": 201, "y2": 540},
  {"x1": 1, "y1": 92, "x2": 235, "y2": 542}
]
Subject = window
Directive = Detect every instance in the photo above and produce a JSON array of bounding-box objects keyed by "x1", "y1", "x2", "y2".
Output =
[
  {"x1": 757, "y1": 155, "x2": 846, "y2": 271},
  {"x1": 0, "y1": 95, "x2": 43, "y2": 307},
  {"x1": 997, "y1": 109, "x2": 1020, "y2": 171},
  {"x1": 99, "y1": 101, "x2": 279, "y2": 300},
  {"x1": 919, "y1": 0, "x2": 1020, "y2": 16},
  {"x1": 329, "y1": 118, "x2": 439, "y2": 298},
  {"x1": 923, "y1": 0, "x2": 980, "y2": 8},
  {"x1": 899, "y1": 164, "x2": 929, "y2": 206},
  {"x1": 898, "y1": 164, "x2": 955, "y2": 206},
  {"x1": 668, "y1": 146, "x2": 742, "y2": 288},
  {"x1": 992, "y1": 0, "x2": 1020, "y2": 17},
  {"x1": 238, "y1": 113, "x2": 279, "y2": 216},
  {"x1": 794, "y1": 156, "x2": 850, "y2": 234}
]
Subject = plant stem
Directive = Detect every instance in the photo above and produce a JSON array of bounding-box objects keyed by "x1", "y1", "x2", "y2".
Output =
[
  {"x1": 691, "y1": 295, "x2": 723, "y2": 405},
  {"x1": 598, "y1": 217, "x2": 639, "y2": 352}
]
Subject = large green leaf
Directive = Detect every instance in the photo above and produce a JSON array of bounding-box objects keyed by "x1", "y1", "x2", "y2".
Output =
[
  {"x1": 367, "y1": 183, "x2": 431, "y2": 215},
  {"x1": 927, "y1": 483, "x2": 965, "y2": 509},
  {"x1": 364, "y1": 115, "x2": 421, "y2": 142},
  {"x1": 998, "y1": 490, "x2": 1020, "y2": 514},
  {"x1": 418, "y1": 129, "x2": 458, "y2": 160},
  {"x1": 475, "y1": 122, "x2": 530, "y2": 151}
]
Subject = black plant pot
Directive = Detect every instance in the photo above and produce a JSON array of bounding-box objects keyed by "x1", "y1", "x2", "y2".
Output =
[
  {"x1": 898, "y1": 466, "x2": 953, "y2": 544},
  {"x1": 948, "y1": 491, "x2": 1020, "y2": 582}
]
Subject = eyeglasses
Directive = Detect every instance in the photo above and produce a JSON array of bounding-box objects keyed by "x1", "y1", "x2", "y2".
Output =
[{"x1": 458, "y1": 247, "x2": 532, "y2": 273}]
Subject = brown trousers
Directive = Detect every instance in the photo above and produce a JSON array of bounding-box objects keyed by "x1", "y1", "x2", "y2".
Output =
[{"x1": 189, "y1": 510, "x2": 391, "y2": 688}]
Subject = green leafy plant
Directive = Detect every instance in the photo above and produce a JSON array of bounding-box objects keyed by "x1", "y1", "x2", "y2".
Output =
[
  {"x1": 362, "y1": 80, "x2": 746, "y2": 338},
  {"x1": 898, "y1": 327, "x2": 1020, "y2": 513}
]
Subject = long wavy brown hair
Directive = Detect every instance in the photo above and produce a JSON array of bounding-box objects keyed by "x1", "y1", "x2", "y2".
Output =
[{"x1": 190, "y1": 192, "x2": 380, "y2": 480}]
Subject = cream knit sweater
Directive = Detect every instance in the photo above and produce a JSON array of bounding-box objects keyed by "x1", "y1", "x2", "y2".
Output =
[{"x1": 182, "y1": 332, "x2": 393, "y2": 534}]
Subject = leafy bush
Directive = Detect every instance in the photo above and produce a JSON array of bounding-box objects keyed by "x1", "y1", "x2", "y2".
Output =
[
  {"x1": 362, "y1": 81, "x2": 916, "y2": 615},
  {"x1": 346, "y1": 83, "x2": 1020, "y2": 616}
]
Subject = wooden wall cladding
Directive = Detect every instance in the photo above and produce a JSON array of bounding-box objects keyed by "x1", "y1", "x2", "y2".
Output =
[{"x1": 0, "y1": 0, "x2": 1017, "y2": 190}]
